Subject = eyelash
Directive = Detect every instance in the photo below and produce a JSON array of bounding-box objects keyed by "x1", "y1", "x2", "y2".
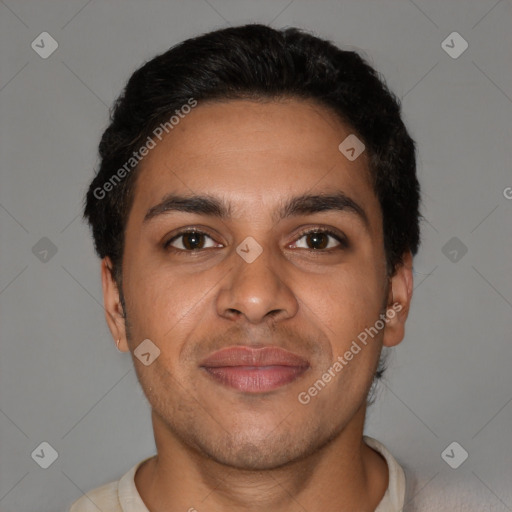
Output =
[{"x1": 163, "y1": 227, "x2": 349, "y2": 253}]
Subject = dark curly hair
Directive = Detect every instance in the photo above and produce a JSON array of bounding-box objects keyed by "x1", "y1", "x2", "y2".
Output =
[{"x1": 83, "y1": 23, "x2": 422, "y2": 394}]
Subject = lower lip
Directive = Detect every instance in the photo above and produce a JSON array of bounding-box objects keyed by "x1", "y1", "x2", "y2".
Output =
[{"x1": 202, "y1": 365, "x2": 308, "y2": 393}]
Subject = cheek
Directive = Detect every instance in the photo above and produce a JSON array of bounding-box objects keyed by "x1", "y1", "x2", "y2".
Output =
[
  {"x1": 123, "y1": 258, "x2": 208, "y2": 342},
  {"x1": 309, "y1": 265, "x2": 384, "y2": 349}
]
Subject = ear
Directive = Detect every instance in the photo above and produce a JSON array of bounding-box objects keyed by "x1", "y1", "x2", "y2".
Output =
[
  {"x1": 382, "y1": 251, "x2": 414, "y2": 348},
  {"x1": 101, "y1": 257, "x2": 129, "y2": 352}
]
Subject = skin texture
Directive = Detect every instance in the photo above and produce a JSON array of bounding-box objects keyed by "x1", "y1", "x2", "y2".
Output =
[{"x1": 101, "y1": 98, "x2": 414, "y2": 512}]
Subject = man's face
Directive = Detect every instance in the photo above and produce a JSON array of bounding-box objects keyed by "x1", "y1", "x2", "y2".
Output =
[{"x1": 111, "y1": 99, "x2": 398, "y2": 470}]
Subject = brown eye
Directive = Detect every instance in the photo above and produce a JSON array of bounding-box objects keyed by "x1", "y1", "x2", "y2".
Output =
[
  {"x1": 165, "y1": 231, "x2": 217, "y2": 251},
  {"x1": 304, "y1": 232, "x2": 329, "y2": 250},
  {"x1": 292, "y1": 229, "x2": 348, "y2": 251}
]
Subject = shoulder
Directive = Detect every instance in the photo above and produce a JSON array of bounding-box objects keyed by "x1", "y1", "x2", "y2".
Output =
[
  {"x1": 67, "y1": 457, "x2": 153, "y2": 512},
  {"x1": 69, "y1": 480, "x2": 121, "y2": 512},
  {"x1": 363, "y1": 435, "x2": 406, "y2": 511},
  {"x1": 402, "y1": 470, "x2": 512, "y2": 512}
]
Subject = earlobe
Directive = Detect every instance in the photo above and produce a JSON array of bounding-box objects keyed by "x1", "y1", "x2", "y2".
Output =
[
  {"x1": 101, "y1": 257, "x2": 129, "y2": 352},
  {"x1": 382, "y1": 251, "x2": 414, "y2": 348}
]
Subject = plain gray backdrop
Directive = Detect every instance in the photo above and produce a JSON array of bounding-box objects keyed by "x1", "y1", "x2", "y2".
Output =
[{"x1": 1, "y1": 1, "x2": 511, "y2": 511}]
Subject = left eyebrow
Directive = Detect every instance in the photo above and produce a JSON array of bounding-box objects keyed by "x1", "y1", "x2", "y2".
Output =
[
  {"x1": 143, "y1": 191, "x2": 370, "y2": 232},
  {"x1": 275, "y1": 191, "x2": 370, "y2": 232}
]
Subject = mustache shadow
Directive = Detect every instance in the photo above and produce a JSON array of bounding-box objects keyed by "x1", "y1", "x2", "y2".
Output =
[{"x1": 188, "y1": 323, "x2": 328, "y2": 363}]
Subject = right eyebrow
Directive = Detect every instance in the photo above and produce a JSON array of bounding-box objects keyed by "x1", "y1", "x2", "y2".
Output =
[{"x1": 143, "y1": 194, "x2": 231, "y2": 223}]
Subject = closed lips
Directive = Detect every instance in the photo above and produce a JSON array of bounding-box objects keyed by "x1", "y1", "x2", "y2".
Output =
[
  {"x1": 199, "y1": 346, "x2": 311, "y2": 393},
  {"x1": 199, "y1": 346, "x2": 310, "y2": 368}
]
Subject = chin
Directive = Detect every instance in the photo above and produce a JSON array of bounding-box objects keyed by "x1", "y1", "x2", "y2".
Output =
[{"x1": 195, "y1": 428, "x2": 324, "y2": 471}]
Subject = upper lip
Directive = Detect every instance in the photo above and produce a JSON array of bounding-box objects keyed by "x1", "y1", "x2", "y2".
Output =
[{"x1": 200, "y1": 346, "x2": 310, "y2": 368}]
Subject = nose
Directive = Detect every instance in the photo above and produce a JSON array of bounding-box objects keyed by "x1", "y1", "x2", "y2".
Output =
[{"x1": 216, "y1": 241, "x2": 299, "y2": 325}]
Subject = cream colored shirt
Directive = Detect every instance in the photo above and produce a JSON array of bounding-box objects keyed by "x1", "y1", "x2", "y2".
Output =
[{"x1": 68, "y1": 435, "x2": 406, "y2": 512}]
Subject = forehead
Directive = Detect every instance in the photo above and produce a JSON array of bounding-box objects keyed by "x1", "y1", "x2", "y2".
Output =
[{"x1": 129, "y1": 98, "x2": 381, "y2": 231}]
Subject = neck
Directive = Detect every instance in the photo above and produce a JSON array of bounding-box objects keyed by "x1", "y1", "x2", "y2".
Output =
[{"x1": 135, "y1": 404, "x2": 388, "y2": 512}]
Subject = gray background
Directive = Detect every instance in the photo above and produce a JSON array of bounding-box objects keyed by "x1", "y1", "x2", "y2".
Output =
[{"x1": 0, "y1": 0, "x2": 511, "y2": 511}]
